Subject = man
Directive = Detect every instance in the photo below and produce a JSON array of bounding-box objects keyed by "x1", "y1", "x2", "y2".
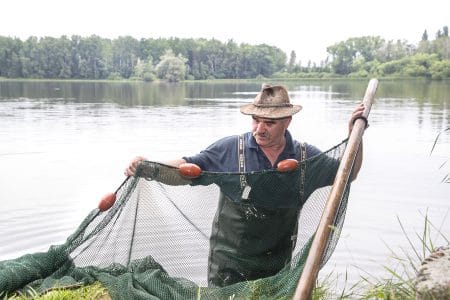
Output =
[{"x1": 125, "y1": 83, "x2": 366, "y2": 287}]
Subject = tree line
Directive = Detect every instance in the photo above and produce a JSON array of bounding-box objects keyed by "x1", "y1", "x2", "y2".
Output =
[
  {"x1": 281, "y1": 26, "x2": 450, "y2": 80},
  {"x1": 0, "y1": 35, "x2": 286, "y2": 81},
  {"x1": 0, "y1": 26, "x2": 449, "y2": 81}
]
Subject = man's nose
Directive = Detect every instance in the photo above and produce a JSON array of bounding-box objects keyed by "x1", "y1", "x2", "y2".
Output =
[{"x1": 256, "y1": 122, "x2": 266, "y2": 132}]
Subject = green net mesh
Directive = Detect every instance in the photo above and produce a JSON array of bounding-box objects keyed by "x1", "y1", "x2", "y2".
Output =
[{"x1": 0, "y1": 139, "x2": 351, "y2": 299}]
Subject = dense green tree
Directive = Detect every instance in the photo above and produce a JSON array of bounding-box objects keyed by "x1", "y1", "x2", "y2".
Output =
[
  {"x1": 139, "y1": 38, "x2": 169, "y2": 66},
  {"x1": 155, "y1": 49, "x2": 187, "y2": 82},
  {"x1": 112, "y1": 36, "x2": 140, "y2": 79},
  {"x1": 327, "y1": 36, "x2": 385, "y2": 75},
  {"x1": 0, "y1": 36, "x2": 23, "y2": 77},
  {"x1": 327, "y1": 41, "x2": 355, "y2": 75},
  {"x1": 55, "y1": 36, "x2": 72, "y2": 78},
  {"x1": 354, "y1": 36, "x2": 384, "y2": 62},
  {"x1": 32, "y1": 36, "x2": 71, "y2": 78},
  {"x1": 222, "y1": 39, "x2": 240, "y2": 79},
  {"x1": 76, "y1": 35, "x2": 110, "y2": 79},
  {"x1": 20, "y1": 37, "x2": 38, "y2": 78},
  {"x1": 205, "y1": 39, "x2": 227, "y2": 79}
]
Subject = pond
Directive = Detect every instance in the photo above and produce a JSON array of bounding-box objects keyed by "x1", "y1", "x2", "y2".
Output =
[{"x1": 0, "y1": 79, "x2": 449, "y2": 289}]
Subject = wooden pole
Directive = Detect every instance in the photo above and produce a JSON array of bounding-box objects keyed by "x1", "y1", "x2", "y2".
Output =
[{"x1": 293, "y1": 78, "x2": 379, "y2": 300}]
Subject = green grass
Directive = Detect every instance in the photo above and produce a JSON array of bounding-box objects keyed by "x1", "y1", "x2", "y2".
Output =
[
  {"x1": 3, "y1": 282, "x2": 110, "y2": 300},
  {"x1": 353, "y1": 213, "x2": 447, "y2": 299}
]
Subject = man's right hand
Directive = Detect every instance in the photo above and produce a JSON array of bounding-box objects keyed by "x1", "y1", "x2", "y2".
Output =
[{"x1": 124, "y1": 156, "x2": 147, "y2": 176}]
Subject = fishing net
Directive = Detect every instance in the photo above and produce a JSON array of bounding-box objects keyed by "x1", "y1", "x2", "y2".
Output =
[{"x1": 0, "y1": 139, "x2": 352, "y2": 299}]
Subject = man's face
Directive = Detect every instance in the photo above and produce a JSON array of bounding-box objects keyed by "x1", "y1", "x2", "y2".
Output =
[{"x1": 251, "y1": 116, "x2": 292, "y2": 147}]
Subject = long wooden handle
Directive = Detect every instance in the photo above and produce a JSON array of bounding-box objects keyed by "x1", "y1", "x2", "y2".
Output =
[{"x1": 293, "y1": 78, "x2": 379, "y2": 300}]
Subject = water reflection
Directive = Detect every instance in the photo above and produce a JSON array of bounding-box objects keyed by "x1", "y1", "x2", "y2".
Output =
[
  {"x1": 1, "y1": 79, "x2": 449, "y2": 111},
  {"x1": 0, "y1": 81, "x2": 189, "y2": 106}
]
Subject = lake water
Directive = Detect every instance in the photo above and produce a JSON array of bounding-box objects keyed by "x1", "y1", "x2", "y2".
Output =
[{"x1": 0, "y1": 79, "x2": 449, "y2": 291}]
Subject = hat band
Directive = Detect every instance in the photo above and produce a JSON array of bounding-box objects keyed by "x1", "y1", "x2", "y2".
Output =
[{"x1": 254, "y1": 103, "x2": 293, "y2": 108}]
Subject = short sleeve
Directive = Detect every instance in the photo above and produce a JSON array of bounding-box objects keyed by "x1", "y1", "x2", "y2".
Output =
[{"x1": 183, "y1": 135, "x2": 239, "y2": 172}]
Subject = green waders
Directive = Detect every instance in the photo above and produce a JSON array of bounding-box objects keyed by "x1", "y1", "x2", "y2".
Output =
[{"x1": 207, "y1": 135, "x2": 307, "y2": 287}]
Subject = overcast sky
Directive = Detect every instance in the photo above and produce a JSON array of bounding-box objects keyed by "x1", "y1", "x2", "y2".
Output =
[{"x1": 1, "y1": 0, "x2": 448, "y2": 64}]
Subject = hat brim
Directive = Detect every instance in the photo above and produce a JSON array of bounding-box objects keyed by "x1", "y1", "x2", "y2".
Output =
[{"x1": 240, "y1": 104, "x2": 302, "y2": 119}]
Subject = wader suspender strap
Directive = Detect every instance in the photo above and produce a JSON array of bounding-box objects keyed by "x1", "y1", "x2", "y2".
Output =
[
  {"x1": 238, "y1": 134, "x2": 251, "y2": 199},
  {"x1": 238, "y1": 134, "x2": 246, "y2": 174},
  {"x1": 238, "y1": 135, "x2": 306, "y2": 201}
]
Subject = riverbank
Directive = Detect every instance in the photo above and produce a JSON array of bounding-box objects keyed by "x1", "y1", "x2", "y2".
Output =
[{"x1": 0, "y1": 75, "x2": 444, "y2": 83}]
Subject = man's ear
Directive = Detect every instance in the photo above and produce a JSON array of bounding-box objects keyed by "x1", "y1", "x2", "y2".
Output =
[{"x1": 284, "y1": 116, "x2": 292, "y2": 128}]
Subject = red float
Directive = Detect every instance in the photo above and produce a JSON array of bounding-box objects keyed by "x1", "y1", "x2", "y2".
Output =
[
  {"x1": 179, "y1": 163, "x2": 202, "y2": 178},
  {"x1": 277, "y1": 159, "x2": 299, "y2": 172},
  {"x1": 98, "y1": 192, "x2": 116, "y2": 211}
]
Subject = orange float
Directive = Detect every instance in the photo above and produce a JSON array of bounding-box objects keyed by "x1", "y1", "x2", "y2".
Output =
[
  {"x1": 277, "y1": 159, "x2": 299, "y2": 172},
  {"x1": 98, "y1": 192, "x2": 116, "y2": 211},
  {"x1": 98, "y1": 176, "x2": 130, "y2": 212},
  {"x1": 179, "y1": 163, "x2": 202, "y2": 178}
]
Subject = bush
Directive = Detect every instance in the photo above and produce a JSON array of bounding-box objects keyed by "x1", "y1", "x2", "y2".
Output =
[
  {"x1": 143, "y1": 72, "x2": 156, "y2": 82},
  {"x1": 402, "y1": 65, "x2": 429, "y2": 77},
  {"x1": 348, "y1": 69, "x2": 369, "y2": 78},
  {"x1": 430, "y1": 60, "x2": 450, "y2": 79},
  {"x1": 107, "y1": 72, "x2": 123, "y2": 80},
  {"x1": 378, "y1": 60, "x2": 404, "y2": 75}
]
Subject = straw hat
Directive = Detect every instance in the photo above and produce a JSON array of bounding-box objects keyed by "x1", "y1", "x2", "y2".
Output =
[{"x1": 240, "y1": 83, "x2": 302, "y2": 119}]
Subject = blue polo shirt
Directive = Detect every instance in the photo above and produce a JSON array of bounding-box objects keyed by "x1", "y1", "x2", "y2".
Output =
[{"x1": 183, "y1": 130, "x2": 321, "y2": 172}]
